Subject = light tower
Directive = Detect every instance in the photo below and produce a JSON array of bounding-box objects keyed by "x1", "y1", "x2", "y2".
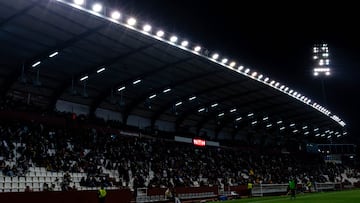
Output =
[
  {"x1": 313, "y1": 43, "x2": 331, "y2": 76},
  {"x1": 312, "y1": 43, "x2": 331, "y2": 105}
]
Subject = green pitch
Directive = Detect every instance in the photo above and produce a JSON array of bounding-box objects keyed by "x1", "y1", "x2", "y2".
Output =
[{"x1": 209, "y1": 189, "x2": 360, "y2": 203}]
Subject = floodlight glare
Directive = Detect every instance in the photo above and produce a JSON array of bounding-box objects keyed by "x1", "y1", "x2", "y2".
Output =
[
  {"x1": 189, "y1": 96, "x2": 196, "y2": 101},
  {"x1": 229, "y1": 62, "x2": 236, "y2": 67},
  {"x1": 92, "y1": 3, "x2": 103, "y2": 12},
  {"x1": 211, "y1": 103, "x2": 218, "y2": 108},
  {"x1": 175, "y1": 101, "x2": 182, "y2": 106},
  {"x1": 156, "y1": 30, "x2": 164, "y2": 37},
  {"x1": 194, "y1": 46, "x2": 201, "y2": 52},
  {"x1": 312, "y1": 43, "x2": 331, "y2": 76},
  {"x1": 111, "y1": 11, "x2": 121, "y2": 20},
  {"x1": 118, "y1": 86, "x2": 125, "y2": 91},
  {"x1": 212, "y1": 53, "x2": 219, "y2": 60},
  {"x1": 96, "y1": 67, "x2": 105, "y2": 73},
  {"x1": 143, "y1": 24, "x2": 152, "y2": 32},
  {"x1": 149, "y1": 94, "x2": 157, "y2": 99},
  {"x1": 163, "y1": 88, "x2": 171, "y2": 93},
  {"x1": 133, "y1": 79, "x2": 141, "y2": 84},
  {"x1": 80, "y1": 75, "x2": 88, "y2": 81},
  {"x1": 221, "y1": 58, "x2": 228, "y2": 64},
  {"x1": 74, "y1": 0, "x2": 84, "y2": 5},
  {"x1": 181, "y1": 40, "x2": 189, "y2": 47},
  {"x1": 170, "y1": 36, "x2": 178, "y2": 43},
  {"x1": 127, "y1": 17, "x2": 137, "y2": 26},
  {"x1": 49, "y1": 51, "x2": 58, "y2": 58},
  {"x1": 32, "y1": 61, "x2": 41, "y2": 68}
]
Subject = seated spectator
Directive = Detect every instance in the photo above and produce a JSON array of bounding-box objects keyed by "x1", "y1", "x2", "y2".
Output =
[
  {"x1": 49, "y1": 183, "x2": 56, "y2": 191},
  {"x1": 25, "y1": 185, "x2": 33, "y2": 192},
  {"x1": 80, "y1": 176, "x2": 86, "y2": 186},
  {"x1": 164, "y1": 187, "x2": 173, "y2": 200},
  {"x1": 43, "y1": 182, "x2": 50, "y2": 191}
]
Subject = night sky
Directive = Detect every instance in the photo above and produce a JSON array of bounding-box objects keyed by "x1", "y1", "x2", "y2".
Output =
[{"x1": 103, "y1": 0, "x2": 360, "y2": 144}]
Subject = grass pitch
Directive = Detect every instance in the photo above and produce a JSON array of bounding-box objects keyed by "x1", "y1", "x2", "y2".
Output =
[{"x1": 209, "y1": 189, "x2": 360, "y2": 203}]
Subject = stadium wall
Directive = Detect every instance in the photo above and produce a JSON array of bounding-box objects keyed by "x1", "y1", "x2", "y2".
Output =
[
  {"x1": 0, "y1": 190, "x2": 132, "y2": 203},
  {"x1": 56, "y1": 100, "x2": 89, "y2": 115},
  {"x1": 95, "y1": 108, "x2": 123, "y2": 121}
]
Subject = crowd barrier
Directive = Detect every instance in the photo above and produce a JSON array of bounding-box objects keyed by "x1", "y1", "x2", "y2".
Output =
[{"x1": 0, "y1": 189, "x2": 132, "y2": 203}]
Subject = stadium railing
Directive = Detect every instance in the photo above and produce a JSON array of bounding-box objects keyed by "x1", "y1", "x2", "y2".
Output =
[
  {"x1": 314, "y1": 182, "x2": 342, "y2": 192},
  {"x1": 251, "y1": 183, "x2": 288, "y2": 197}
]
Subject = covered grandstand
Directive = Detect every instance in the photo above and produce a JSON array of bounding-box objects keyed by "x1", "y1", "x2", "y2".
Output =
[
  {"x1": 0, "y1": 0, "x2": 356, "y2": 203},
  {"x1": 0, "y1": 0, "x2": 346, "y2": 142}
]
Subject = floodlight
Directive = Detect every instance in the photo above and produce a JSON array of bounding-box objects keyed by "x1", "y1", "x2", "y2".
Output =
[
  {"x1": 74, "y1": 0, "x2": 84, "y2": 5},
  {"x1": 143, "y1": 24, "x2": 152, "y2": 32},
  {"x1": 127, "y1": 17, "x2": 137, "y2": 26},
  {"x1": 156, "y1": 30, "x2": 164, "y2": 37},
  {"x1": 212, "y1": 53, "x2": 219, "y2": 60},
  {"x1": 194, "y1": 46, "x2": 201, "y2": 52},
  {"x1": 111, "y1": 11, "x2": 121, "y2": 20},
  {"x1": 221, "y1": 58, "x2": 228, "y2": 64},
  {"x1": 181, "y1": 40, "x2": 189, "y2": 47},
  {"x1": 170, "y1": 36, "x2": 178, "y2": 43},
  {"x1": 92, "y1": 3, "x2": 102, "y2": 12},
  {"x1": 312, "y1": 43, "x2": 331, "y2": 76}
]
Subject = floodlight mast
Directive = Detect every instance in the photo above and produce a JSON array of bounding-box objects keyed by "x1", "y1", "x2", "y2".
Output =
[{"x1": 312, "y1": 43, "x2": 331, "y2": 105}]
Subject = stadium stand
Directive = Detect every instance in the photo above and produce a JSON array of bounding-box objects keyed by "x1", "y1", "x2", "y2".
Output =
[{"x1": 0, "y1": 1, "x2": 357, "y2": 203}]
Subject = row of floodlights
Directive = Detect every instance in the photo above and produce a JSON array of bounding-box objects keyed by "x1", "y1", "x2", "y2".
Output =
[
  {"x1": 53, "y1": 0, "x2": 345, "y2": 127},
  {"x1": 197, "y1": 107, "x2": 344, "y2": 138},
  {"x1": 64, "y1": 0, "x2": 201, "y2": 52}
]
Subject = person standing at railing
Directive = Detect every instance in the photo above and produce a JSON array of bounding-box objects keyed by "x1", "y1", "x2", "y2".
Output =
[
  {"x1": 98, "y1": 185, "x2": 107, "y2": 203},
  {"x1": 288, "y1": 178, "x2": 296, "y2": 200},
  {"x1": 306, "y1": 179, "x2": 313, "y2": 192},
  {"x1": 247, "y1": 180, "x2": 253, "y2": 198}
]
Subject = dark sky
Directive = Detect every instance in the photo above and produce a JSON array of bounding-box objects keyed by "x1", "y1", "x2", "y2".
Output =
[{"x1": 103, "y1": 0, "x2": 360, "y2": 143}]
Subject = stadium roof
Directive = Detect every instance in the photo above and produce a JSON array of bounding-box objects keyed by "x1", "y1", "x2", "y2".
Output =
[{"x1": 0, "y1": 0, "x2": 347, "y2": 142}]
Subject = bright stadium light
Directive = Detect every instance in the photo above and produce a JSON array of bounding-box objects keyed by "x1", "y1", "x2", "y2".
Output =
[
  {"x1": 313, "y1": 43, "x2": 331, "y2": 76},
  {"x1": 181, "y1": 40, "x2": 189, "y2": 47},
  {"x1": 92, "y1": 3, "x2": 103, "y2": 13},
  {"x1": 156, "y1": 30, "x2": 164, "y2": 37},
  {"x1": 194, "y1": 46, "x2": 201, "y2": 52},
  {"x1": 127, "y1": 17, "x2": 137, "y2": 26},
  {"x1": 74, "y1": 0, "x2": 84, "y2": 6},
  {"x1": 111, "y1": 11, "x2": 121, "y2": 20},
  {"x1": 143, "y1": 24, "x2": 152, "y2": 32},
  {"x1": 221, "y1": 58, "x2": 228, "y2": 64},
  {"x1": 212, "y1": 53, "x2": 219, "y2": 60},
  {"x1": 312, "y1": 43, "x2": 332, "y2": 105},
  {"x1": 170, "y1": 36, "x2": 178, "y2": 43}
]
